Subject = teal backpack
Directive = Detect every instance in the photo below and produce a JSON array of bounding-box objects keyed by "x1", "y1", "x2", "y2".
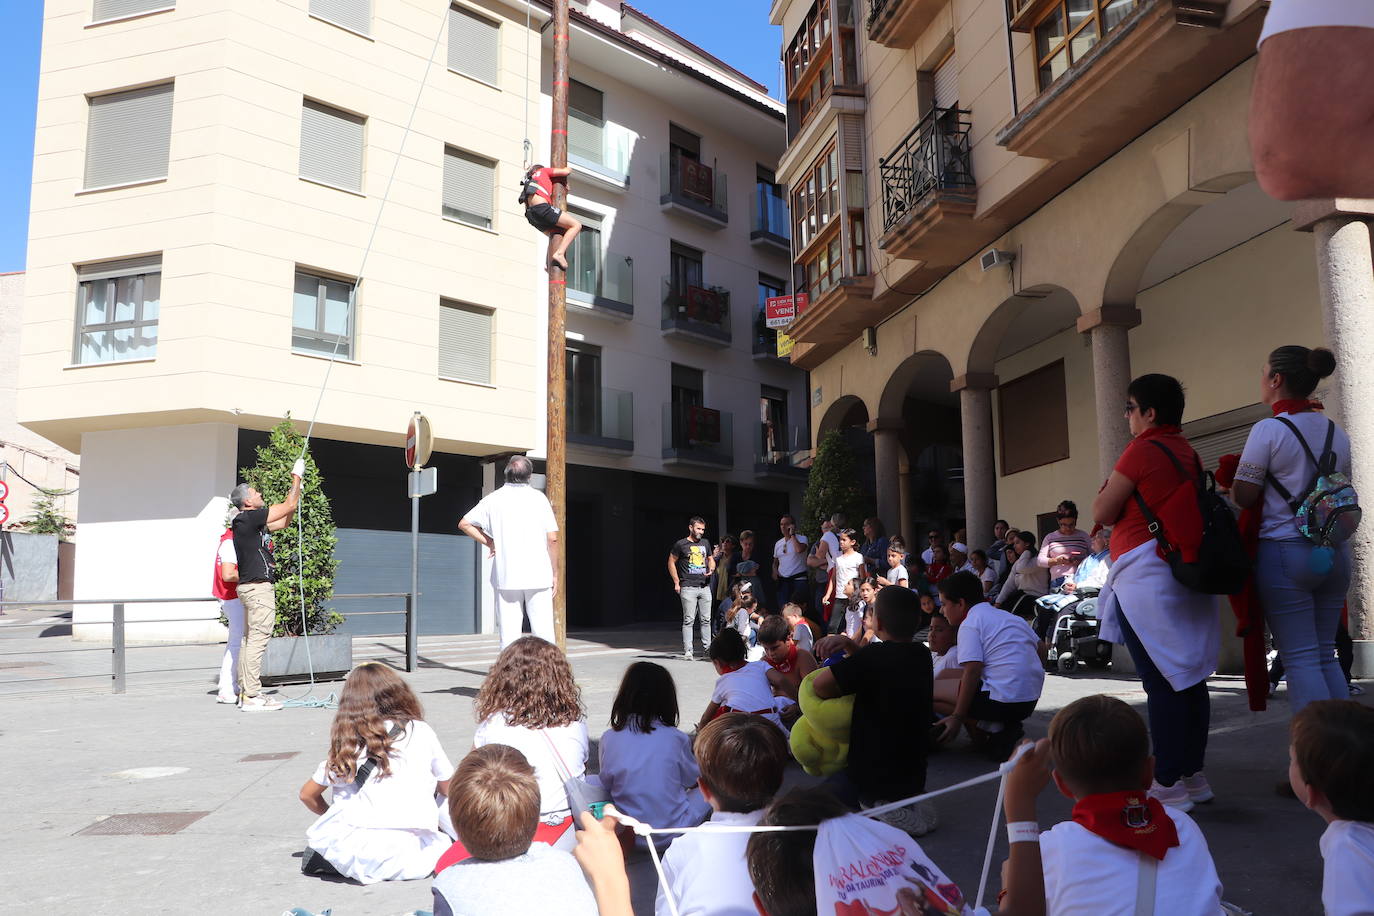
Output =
[{"x1": 1266, "y1": 417, "x2": 1362, "y2": 572}]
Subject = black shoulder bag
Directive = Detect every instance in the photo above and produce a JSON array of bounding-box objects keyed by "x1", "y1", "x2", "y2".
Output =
[{"x1": 301, "y1": 721, "x2": 407, "y2": 877}]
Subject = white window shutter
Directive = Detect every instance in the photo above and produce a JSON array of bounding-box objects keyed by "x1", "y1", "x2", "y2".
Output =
[
  {"x1": 309, "y1": 0, "x2": 370, "y2": 35},
  {"x1": 933, "y1": 54, "x2": 958, "y2": 110},
  {"x1": 93, "y1": 0, "x2": 174, "y2": 21},
  {"x1": 299, "y1": 100, "x2": 365, "y2": 193},
  {"x1": 443, "y1": 148, "x2": 495, "y2": 228},
  {"x1": 448, "y1": 5, "x2": 500, "y2": 85},
  {"x1": 569, "y1": 80, "x2": 604, "y2": 164},
  {"x1": 439, "y1": 301, "x2": 492, "y2": 384},
  {"x1": 84, "y1": 83, "x2": 174, "y2": 190}
]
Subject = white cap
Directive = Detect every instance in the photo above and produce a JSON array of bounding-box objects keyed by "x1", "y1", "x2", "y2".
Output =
[{"x1": 951, "y1": 542, "x2": 968, "y2": 553}]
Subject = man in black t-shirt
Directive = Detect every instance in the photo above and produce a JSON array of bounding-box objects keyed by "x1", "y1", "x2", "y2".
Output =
[
  {"x1": 810, "y1": 585, "x2": 936, "y2": 836},
  {"x1": 228, "y1": 459, "x2": 303, "y2": 711},
  {"x1": 667, "y1": 515, "x2": 715, "y2": 660}
]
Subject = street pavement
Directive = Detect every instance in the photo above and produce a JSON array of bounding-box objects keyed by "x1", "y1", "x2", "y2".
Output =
[{"x1": 0, "y1": 615, "x2": 1358, "y2": 915}]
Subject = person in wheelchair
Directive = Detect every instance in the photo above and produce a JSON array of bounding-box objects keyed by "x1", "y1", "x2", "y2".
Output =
[{"x1": 1033, "y1": 527, "x2": 1113, "y2": 641}]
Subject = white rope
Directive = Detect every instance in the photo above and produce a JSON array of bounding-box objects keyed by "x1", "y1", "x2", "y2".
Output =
[
  {"x1": 974, "y1": 764, "x2": 1008, "y2": 911},
  {"x1": 520, "y1": 0, "x2": 534, "y2": 170}
]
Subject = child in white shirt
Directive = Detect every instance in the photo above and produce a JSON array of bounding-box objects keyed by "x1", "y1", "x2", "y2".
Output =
[
  {"x1": 927, "y1": 611, "x2": 961, "y2": 681},
  {"x1": 698, "y1": 628, "x2": 783, "y2": 731},
  {"x1": 1031, "y1": 695, "x2": 1224, "y2": 916},
  {"x1": 933, "y1": 571, "x2": 1045, "y2": 760},
  {"x1": 656, "y1": 714, "x2": 791, "y2": 916},
  {"x1": 844, "y1": 579, "x2": 876, "y2": 641},
  {"x1": 1290, "y1": 700, "x2": 1374, "y2": 916},
  {"x1": 781, "y1": 602, "x2": 816, "y2": 654},
  {"x1": 877, "y1": 543, "x2": 909, "y2": 589}
]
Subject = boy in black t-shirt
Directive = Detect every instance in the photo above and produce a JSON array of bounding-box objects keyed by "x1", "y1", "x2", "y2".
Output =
[{"x1": 809, "y1": 585, "x2": 936, "y2": 836}]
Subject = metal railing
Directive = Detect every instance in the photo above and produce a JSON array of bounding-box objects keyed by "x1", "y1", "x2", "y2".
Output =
[
  {"x1": 0, "y1": 592, "x2": 414, "y2": 693},
  {"x1": 662, "y1": 278, "x2": 731, "y2": 340},
  {"x1": 867, "y1": 0, "x2": 893, "y2": 28},
  {"x1": 877, "y1": 106, "x2": 975, "y2": 232}
]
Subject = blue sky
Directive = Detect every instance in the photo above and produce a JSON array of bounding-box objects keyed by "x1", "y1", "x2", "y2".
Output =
[{"x1": 0, "y1": 1, "x2": 780, "y2": 273}]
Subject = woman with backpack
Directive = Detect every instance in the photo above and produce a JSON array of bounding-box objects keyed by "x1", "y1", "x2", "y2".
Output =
[
  {"x1": 1092, "y1": 373, "x2": 1220, "y2": 812},
  {"x1": 1228, "y1": 346, "x2": 1355, "y2": 714}
]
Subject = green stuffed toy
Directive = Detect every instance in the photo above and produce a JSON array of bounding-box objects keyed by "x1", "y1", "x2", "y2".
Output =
[{"x1": 789, "y1": 667, "x2": 854, "y2": 776}]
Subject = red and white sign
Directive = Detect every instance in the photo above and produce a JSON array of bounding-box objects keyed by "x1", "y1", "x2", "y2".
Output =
[
  {"x1": 0, "y1": 480, "x2": 8, "y2": 526},
  {"x1": 404, "y1": 413, "x2": 433, "y2": 470},
  {"x1": 765, "y1": 293, "x2": 808, "y2": 329}
]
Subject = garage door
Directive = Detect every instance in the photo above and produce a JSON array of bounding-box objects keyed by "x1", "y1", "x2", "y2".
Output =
[{"x1": 327, "y1": 528, "x2": 478, "y2": 637}]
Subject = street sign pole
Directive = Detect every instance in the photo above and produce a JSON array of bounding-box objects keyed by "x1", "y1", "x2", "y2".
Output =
[{"x1": 404, "y1": 413, "x2": 434, "y2": 672}]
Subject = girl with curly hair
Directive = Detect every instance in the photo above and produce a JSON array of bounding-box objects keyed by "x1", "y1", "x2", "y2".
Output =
[
  {"x1": 298, "y1": 662, "x2": 456, "y2": 884},
  {"x1": 435, "y1": 636, "x2": 587, "y2": 872}
]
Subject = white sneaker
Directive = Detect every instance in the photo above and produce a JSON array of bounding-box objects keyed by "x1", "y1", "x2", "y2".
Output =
[
  {"x1": 873, "y1": 801, "x2": 938, "y2": 837},
  {"x1": 240, "y1": 695, "x2": 283, "y2": 712},
  {"x1": 1148, "y1": 779, "x2": 1194, "y2": 812},
  {"x1": 681, "y1": 651, "x2": 695, "y2": 661},
  {"x1": 1181, "y1": 772, "x2": 1215, "y2": 804}
]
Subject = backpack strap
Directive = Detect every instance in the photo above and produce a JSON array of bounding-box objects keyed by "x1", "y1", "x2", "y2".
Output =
[
  {"x1": 1265, "y1": 416, "x2": 1334, "y2": 514},
  {"x1": 351, "y1": 721, "x2": 407, "y2": 790},
  {"x1": 1130, "y1": 440, "x2": 1194, "y2": 555}
]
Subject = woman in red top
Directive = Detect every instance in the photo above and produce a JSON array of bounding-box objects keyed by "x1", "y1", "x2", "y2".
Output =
[
  {"x1": 520, "y1": 165, "x2": 582, "y2": 271},
  {"x1": 925, "y1": 545, "x2": 953, "y2": 586},
  {"x1": 1092, "y1": 373, "x2": 1220, "y2": 813}
]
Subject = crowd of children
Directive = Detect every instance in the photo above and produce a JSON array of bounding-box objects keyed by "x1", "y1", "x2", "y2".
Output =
[{"x1": 293, "y1": 605, "x2": 1372, "y2": 915}]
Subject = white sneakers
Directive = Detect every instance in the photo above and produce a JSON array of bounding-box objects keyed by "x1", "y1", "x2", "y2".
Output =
[
  {"x1": 1150, "y1": 772, "x2": 1215, "y2": 812},
  {"x1": 240, "y1": 694, "x2": 283, "y2": 712},
  {"x1": 1182, "y1": 772, "x2": 1215, "y2": 804},
  {"x1": 216, "y1": 692, "x2": 238, "y2": 705}
]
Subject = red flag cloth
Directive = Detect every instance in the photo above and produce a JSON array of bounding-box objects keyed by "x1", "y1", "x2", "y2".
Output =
[
  {"x1": 1071, "y1": 791, "x2": 1181, "y2": 860},
  {"x1": 764, "y1": 642, "x2": 799, "y2": 673}
]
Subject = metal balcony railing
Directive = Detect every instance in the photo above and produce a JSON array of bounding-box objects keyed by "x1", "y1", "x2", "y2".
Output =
[
  {"x1": 660, "y1": 152, "x2": 728, "y2": 224},
  {"x1": 662, "y1": 278, "x2": 731, "y2": 343},
  {"x1": 567, "y1": 249, "x2": 634, "y2": 316},
  {"x1": 866, "y1": 0, "x2": 892, "y2": 28},
  {"x1": 877, "y1": 106, "x2": 975, "y2": 232},
  {"x1": 662, "y1": 402, "x2": 734, "y2": 466}
]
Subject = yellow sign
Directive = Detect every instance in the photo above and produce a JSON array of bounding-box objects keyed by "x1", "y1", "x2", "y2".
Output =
[{"x1": 776, "y1": 330, "x2": 795, "y2": 359}]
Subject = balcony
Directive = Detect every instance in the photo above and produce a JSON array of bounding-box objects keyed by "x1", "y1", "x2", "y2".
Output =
[
  {"x1": 660, "y1": 152, "x2": 728, "y2": 228},
  {"x1": 751, "y1": 186, "x2": 791, "y2": 254},
  {"x1": 662, "y1": 403, "x2": 734, "y2": 468},
  {"x1": 877, "y1": 107, "x2": 982, "y2": 265},
  {"x1": 998, "y1": 0, "x2": 1262, "y2": 162},
  {"x1": 751, "y1": 311, "x2": 794, "y2": 362},
  {"x1": 662, "y1": 279, "x2": 731, "y2": 347},
  {"x1": 867, "y1": 0, "x2": 946, "y2": 49},
  {"x1": 568, "y1": 121, "x2": 633, "y2": 193},
  {"x1": 568, "y1": 387, "x2": 634, "y2": 453},
  {"x1": 755, "y1": 427, "x2": 811, "y2": 480},
  {"x1": 567, "y1": 250, "x2": 634, "y2": 320}
]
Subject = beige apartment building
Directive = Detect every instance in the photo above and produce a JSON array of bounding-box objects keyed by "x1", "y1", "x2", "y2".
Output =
[{"x1": 18, "y1": 0, "x2": 803, "y2": 637}]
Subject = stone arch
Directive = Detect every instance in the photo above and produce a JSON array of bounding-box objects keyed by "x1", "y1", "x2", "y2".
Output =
[
  {"x1": 816, "y1": 394, "x2": 871, "y2": 439},
  {"x1": 877, "y1": 349, "x2": 957, "y2": 420},
  {"x1": 965, "y1": 285, "x2": 1082, "y2": 376}
]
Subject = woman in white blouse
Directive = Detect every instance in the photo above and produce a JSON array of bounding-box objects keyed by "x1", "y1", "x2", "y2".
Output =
[
  {"x1": 1230, "y1": 345, "x2": 1351, "y2": 713},
  {"x1": 995, "y1": 530, "x2": 1050, "y2": 619}
]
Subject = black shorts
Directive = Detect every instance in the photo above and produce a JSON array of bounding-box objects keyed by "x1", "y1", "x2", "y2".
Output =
[
  {"x1": 525, "y1": 202, "x2": 562, "y2": 233},
  {"x1": 966, "y1": 689, "x2": 1037, "y2": 726}
]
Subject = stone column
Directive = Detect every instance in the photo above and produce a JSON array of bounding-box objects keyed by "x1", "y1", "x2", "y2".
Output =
[
  {"x1": 1077, "y1": 305, "x2": 1142, "y2": 482},
  {"x1": 1297, "y1": 201, "x2": 1374, "y2": 671},
  {"x1": 952, "y1": 373, "x2": 998, "y2": 555},
  {"x1": 869, "y1": 418, "x2": 903, "y2": 540},
  {"x1": 898, "y1": 454, "x2": 914, "y2": 547}
]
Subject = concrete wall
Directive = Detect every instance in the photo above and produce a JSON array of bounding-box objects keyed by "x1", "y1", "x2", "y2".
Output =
[{"x1": 0, "y1": 531, "x2": 59, "y2": 602}]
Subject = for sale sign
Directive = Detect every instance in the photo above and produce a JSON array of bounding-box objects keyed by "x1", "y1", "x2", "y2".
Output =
[{"x1": 765, "y1": 295, "x2": 795, "y2": 328}]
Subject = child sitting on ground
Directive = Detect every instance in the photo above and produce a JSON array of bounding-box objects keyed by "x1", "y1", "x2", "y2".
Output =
[
  {"x1": 431, "y1": 744, "x2": 597, "y2": 916},
  {"x1": 919, "y1": 592, "x2": 938, "y2": 629},
  {"x1": 934, "y1": 571, "x2": 1044, "y2": 761},
  {"x1": 757, "y1": 614, "x2": 819, "y2": 705},
  {"x1": 656, "y1": 713, "x2": 790, "y2": 916},
  {"x1": 781, "y1": 602, "x2": 817, "y2": 654},
  {"x1": 1037, "y1": 695, "x2": 1224, "y2": 915},
  {"x1": 297, "y1": 663, "x2": 455, "y2": 884},
  {"x1": 697, "y1": 629, "x2": 783, "y2": 731},
  {"x1": 843, "y1": 578, "x2": 877, "y2": 641},
  {"x1": 598, "y1": 662, "x2": 711, "y2": 835},
  {"x1": 928, "y1": 610, "x2": 961, "y2": 681},
  {"x1": 1289, "y1": 700, "x2": 1374, "y2": 916},
  {"x1": 808, "y1": 586, "x2": 935, "y2": 835}
]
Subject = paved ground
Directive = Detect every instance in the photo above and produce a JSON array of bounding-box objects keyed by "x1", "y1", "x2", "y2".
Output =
[{"x1": 0, "y1": 613, "x2": 1356, "y2": 915}]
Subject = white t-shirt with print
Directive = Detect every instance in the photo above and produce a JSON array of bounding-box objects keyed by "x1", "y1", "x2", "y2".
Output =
[
  {"x1": 956, "y1": 602, "x2": 1044, "y2": 704},
  {"x1": 1321, "y1": 819, "x2": 1374, "y2": 916},
  {"x1": 472, "y1": 714, "x2": 588, "y2": 820},
  {"x1": 462, "y1": 483, "x2": 559, "y2": 590},
  {"x1": 1235, "y1": 412, "x2": 1353, "y2": 541},
  {"x1": 1040, "y1": 806, "x2": 1223, "y2": 916}
]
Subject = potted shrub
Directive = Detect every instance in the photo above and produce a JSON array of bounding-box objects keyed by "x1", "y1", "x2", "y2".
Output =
[{"x1": 238, "y1": 418, "x2": 349, "y2": 682}]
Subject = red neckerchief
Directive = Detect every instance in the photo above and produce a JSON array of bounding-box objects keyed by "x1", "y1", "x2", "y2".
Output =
[
  {"x1": 1071, "y1": 791, "x2": 1180, "y2": 860},
  {"x1": 764, "y1": 642, "x2": 798, "y2": 673},
  {"x1": 718, "y1": 660, "x2": 747, "y2": 674},
  {"x1": 1273, "y1": 399, "x2": 1322, "y2": 415},
  {"x1": 1135, "y1": 424, "x2": 1182, "y2": 440}
]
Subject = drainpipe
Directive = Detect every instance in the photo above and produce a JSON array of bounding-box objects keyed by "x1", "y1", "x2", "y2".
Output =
[{"x1": 1003, "y1": 0, "x2": 1019, "y2": 118}]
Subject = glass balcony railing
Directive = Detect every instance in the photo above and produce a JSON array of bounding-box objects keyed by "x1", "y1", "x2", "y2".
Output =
[
  {"x1": 662, "y1": 402, "x2": 734, "y2": 467},
  {"x1": 660, "y1": 151, "x2": 728, "y2": 225},
  {"x1": 755, "y1": 425, "x2": 811, "y2": 476},
  {"x1": 568, "y1": 120, "x2": 633, "y2": 187},
  {"x1": 751, "y1": 186, "x2": 791, "y2": 249},
  {"x1": 568, "y1": 387, "x2": 634, "y2": 450},
  {"x1": 661, "y1": 278, "x2": 731, "y2": 344},
  {"x1": 567, "y1": 249, "x2": 634, "y2": 317}
]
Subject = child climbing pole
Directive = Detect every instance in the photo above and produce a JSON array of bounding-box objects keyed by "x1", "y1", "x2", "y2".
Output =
[{"x1": 520, "y1": 164, "x2": 581, "y2": 271}]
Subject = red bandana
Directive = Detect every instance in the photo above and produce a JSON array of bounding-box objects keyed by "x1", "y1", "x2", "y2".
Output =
[
  {"x1": 718, "y1": 660, "x2": 747, "y2": 674},
  {"x1": 1071, "y1": 791, "x2": 1180, "y2": 860},
  {"x1": 1135, "y1": 424, "x2": 1182, "y2": 440},
  {"x1": 764, "y1": 642, "x2": 798, "y2": 673},
  {"x1": 1273, "y1": 399, "x2": 1322, "y2": 416}
]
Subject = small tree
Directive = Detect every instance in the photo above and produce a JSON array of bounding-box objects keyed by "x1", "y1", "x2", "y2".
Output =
[
  {"x1": 19, "y1": 489, "x2": 74, "y2": 541},
  {"x1": 240, "y1": 418, "x2": 341, "y2": 637},
  {"x1": 801, "y1": 429, "x2": 874, "y2": 542}
]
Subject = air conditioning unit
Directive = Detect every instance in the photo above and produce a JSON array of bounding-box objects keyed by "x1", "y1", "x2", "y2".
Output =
[{"x1": 980, "y1": 249, "x2": 1015, "y2": 271}]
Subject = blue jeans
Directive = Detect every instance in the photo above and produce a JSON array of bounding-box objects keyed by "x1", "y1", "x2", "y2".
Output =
[
  {"x1": 679, "y1": 585, "x2": 712, "y2": 655},
  {"x1": 1117, "y1": 610, "x2": 1209, "y2": 787},
  {"x1": 1256, "y1": 539, "x2": 1350, "y2": 713}
]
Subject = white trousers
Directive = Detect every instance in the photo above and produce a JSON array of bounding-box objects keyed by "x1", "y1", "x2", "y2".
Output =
[
  {"x1": 495, "y1": 587, "x2": 555, "y2": 648},
  {"x1": 216, "y1": 597, "x2": 245, "y2": 698}
]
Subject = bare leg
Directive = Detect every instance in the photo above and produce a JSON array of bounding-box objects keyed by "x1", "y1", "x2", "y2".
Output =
[{"x1": 548, "y1": 212, "x2": 582, "y2": 270}]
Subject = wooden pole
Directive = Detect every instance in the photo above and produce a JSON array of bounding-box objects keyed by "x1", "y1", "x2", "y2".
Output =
[{"x1": 548, "y1": 0, "x2": 570, "y2": 652}]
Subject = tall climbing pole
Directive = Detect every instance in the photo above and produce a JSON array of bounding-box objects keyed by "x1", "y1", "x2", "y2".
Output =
[{"x1": 548, "y1": 0, "x2": 570, "y2": 651}]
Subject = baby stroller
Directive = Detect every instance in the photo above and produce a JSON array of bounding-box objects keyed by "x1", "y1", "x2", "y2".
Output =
[{"x1": 1042, "y1": 589, "x2": 1112, "y2": 673}]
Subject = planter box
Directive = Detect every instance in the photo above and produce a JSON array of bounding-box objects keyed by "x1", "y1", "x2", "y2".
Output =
[{"x1": 261, "y1": 634, "x2": 352, "y2": 685}]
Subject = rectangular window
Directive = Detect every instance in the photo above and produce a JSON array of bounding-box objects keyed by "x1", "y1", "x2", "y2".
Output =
[
  {"x1": 761, "y1": 384, "x2": 789, "y2": 459},
  {"x1": 93, "y1": 0, "x2": 174, "y2": 21},
  {"x1": 1033, "y1": 0, "x2": 1139, "y2": 89},
  {"x1": 299, "y1": 100, "x2": 365, "y2": 193},
  {"x1": 292, "y1": 270, "x2": 356, "y2": 359},
  {"x1": 438, "y1": 299, "x2": 493, "y2": 384},
  {"x1": 756, "y1": 273, "x2": 786, "y2": 352},
  {"x1": 443, "y1": 147, "x2": 496, "y2": 229},
  {"x1": 84, "y1": 83, "x2": 174, "y2": 190},
  {"x1": 309, "y1": 0, "x2": 370, "y2": 35},
  {"x1": 567, "y1": 208, "x2": 603, "y2": 298},
  {"x1": 669, "y1": 241, "x2": 704, "y2": 294},
  {"x1": 566, "y1": 341, "x2": 602, "y2": 437},
  {"x1": 448, "y1": 4, "x2": 500, "y2": 86},
  {"x1": 73, "y1": 256, "x2": 162, "y2": 365},
  {"x1": 791, "y1": 143, "x2": 838, "y2": 253},
  {"x1": 569, "y1": 79, "x2": 605, "y2": 166},
  {"x1": 998, "y1": 360, "x2": 1070, "y2": 474}
]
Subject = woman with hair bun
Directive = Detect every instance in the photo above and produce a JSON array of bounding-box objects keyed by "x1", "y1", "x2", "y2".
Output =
[{"x1": 1230, "y1": 345, "x2": 1352, "y2": 715}]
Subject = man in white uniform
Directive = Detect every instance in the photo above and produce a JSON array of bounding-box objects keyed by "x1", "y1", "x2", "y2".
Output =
[{"x1": 458, "y1": 456, "x2": 559, "y2": 649}]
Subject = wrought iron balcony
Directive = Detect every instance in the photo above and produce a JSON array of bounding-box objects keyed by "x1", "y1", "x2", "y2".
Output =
[
  {"x1": 867, "y1": 0, "x2": 947, "y2": 48},
  {"x1": 878, "y1": 106, "x2": 975, "y2": 233}
]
